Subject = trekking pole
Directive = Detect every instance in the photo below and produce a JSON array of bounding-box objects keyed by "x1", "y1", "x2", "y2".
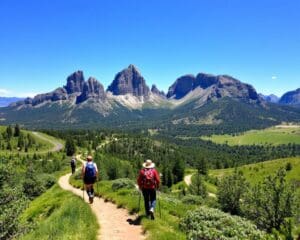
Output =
[
  {"x1": 158, "y1": 191, "x2": 162, "y2": 219},
  {"x1": 96, "y1": 177, "x2": 99, "y2": 196},
  {"x1": 82, "y1": 180, "x2": 85, "y2": 201},
  {"x1": 137, "y1": 189, "x2": 142, "y2": 213}
]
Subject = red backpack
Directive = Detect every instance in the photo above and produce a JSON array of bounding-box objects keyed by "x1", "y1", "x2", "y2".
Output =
[{"x1": 142, "y1": 168, "x2": 156, "y2": 188}]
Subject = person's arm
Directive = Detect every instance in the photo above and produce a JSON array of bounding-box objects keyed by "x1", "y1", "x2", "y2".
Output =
[
  {"x1": 94, "y1": 163, "x2": 99, "y2": 178},
  {"x1": 154, "y1": 169, "x2": 160, "y2": 189},
  {"x1": 81, "y1": 163, "x2": 85, "y2": 179},
  {"x1": 137, "y1": 170, "x2": 143, "y2": 189}
]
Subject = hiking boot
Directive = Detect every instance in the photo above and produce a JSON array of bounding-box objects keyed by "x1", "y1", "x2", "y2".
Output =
[{"x1": 149, "y1": 208, "x2": 155, "y2": 220}]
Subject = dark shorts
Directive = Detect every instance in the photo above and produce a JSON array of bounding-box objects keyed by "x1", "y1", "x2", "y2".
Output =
[{"x1": 84, "y1": 176, "x2": 96, "y2": 184}]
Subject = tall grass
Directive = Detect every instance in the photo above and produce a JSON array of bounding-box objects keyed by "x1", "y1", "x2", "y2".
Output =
[{"x1": 18, "y1": 185, "x2": 98, "y2": 240}]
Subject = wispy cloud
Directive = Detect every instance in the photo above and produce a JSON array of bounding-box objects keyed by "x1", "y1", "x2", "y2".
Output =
[
  {"x1": 271, "y1": 76, "x2": 277, "y2": 80},
  {"x1": 0, "y1": 88, "x2": 37, "y2": 98},
  {"x1": 0, "y1": 88, "x2": 11, "y2": 97}
]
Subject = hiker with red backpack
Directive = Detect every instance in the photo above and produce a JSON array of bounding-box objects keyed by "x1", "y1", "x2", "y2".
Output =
[
  {"x1": 137, "y1": 159, "x2": 160, "y2": 220},
  {"x1": 82, "y1": 155, "x2": 98, "y2": 203}
]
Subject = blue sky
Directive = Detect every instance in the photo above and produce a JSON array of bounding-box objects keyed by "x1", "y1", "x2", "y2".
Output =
[{"x1": 0, "y1": 0, "x2": 299, "y2": 97}]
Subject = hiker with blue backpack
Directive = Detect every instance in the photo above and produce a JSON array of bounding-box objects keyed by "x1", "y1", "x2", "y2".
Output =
[
  {"x1": 137, "y1": 159, "x2": 160, "y2": 220},
  {"x1": 82, "y1": 155, "x2": 98, "y2": 203}
]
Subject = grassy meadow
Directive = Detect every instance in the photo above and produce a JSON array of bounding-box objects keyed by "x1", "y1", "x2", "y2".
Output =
[
  {"x1": 0, "y1": 125, "x2": 55, "y2": 154},
  {"x1": 201, "y1": 125, "x2": 300, "y2": 146},
  {"x1": 19, "y1": 185, "x2": 98, "y2": 240},
  {"x1": 209, "y1": 157, "x2": 300, "y2": 186}
]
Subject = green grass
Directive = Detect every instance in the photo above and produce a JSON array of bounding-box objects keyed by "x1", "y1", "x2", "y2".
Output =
[
  {"x1": 210, "y1": 157, "x2": 300, "y2": 186},
  {"x1": 19, "y1": 184, "x2": 98, "y2": 240},
  {"x1": 0, "y1": 126, "x2": 57, "y2": 154},
  {"x1": 201, "y1": 125, "x2": 300, "y2": 146},
  {"x1": 209, "y1": 156, "x2": 300, "y2": 237},
  {"x1": 70, "y1": 175, "x2": 196, "y2": 240}
]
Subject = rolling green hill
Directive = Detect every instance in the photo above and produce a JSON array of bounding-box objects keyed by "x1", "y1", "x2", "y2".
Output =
[
  {"x1": 210, "y1": 157, "x2": 300, "y2": 188},
  {"x1": 202, "y1": 125, "x2": 300, "y2": 145}
]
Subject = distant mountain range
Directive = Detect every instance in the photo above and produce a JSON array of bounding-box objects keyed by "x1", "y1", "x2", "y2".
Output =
[
  {"x1": 1, "y1": 64, "x2": 299, "y2": 133},
  {"x1": 0, "y1": 97, "x2": 24, "y2": 107}
]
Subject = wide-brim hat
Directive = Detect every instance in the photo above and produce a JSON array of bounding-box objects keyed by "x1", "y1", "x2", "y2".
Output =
[{"x1": 143, "y1": 159, "x2": 155, "y2": 169}]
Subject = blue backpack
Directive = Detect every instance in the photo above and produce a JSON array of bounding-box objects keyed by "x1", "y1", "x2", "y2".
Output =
[{"x1": 85, "y1": 163, "x2": 96, "y2": 178}]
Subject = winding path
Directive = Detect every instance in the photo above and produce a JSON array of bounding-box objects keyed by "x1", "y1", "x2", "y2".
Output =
[
  {"x1": 184, "y1": 174, "x2": 216, "y2": 198},
  {"x1": 32, "y1": 131, "x2": 64, "y2": 152},
  {"x1": 58, "y1": 170, "x2": 145, "y2": 240}
]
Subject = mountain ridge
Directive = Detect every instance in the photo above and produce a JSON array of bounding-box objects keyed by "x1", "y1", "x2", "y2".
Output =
[{"x1": 2, "y1": 64, "x2": 300, "y2": 133}]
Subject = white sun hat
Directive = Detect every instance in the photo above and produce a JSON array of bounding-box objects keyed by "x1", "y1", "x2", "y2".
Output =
[{"x1": 143, "y1": 159, "x2": 155, "y2": 169}]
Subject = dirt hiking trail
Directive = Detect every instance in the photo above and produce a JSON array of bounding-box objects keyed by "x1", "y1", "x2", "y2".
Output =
[{"x1": 58, "y1": 171, "x2": 145, "y2": 240}]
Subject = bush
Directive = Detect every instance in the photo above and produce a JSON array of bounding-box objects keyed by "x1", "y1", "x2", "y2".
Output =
[
  {"x1": 180, "y1": 206, "x2": 267, "y2": 239},
  {"x1": 181, "y1": 195, "x2": 203, "y2": 205},
  {"x1": 111, "y1": 178, "x2": 135, "y2": 191},
  {"x1": 38, "y1": 174, "x2": 57, "y2": 189}
]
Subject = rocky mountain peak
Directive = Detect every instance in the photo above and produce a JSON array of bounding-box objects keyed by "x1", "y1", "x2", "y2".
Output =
[
  {"x1": 107, "y1": 65, "x2": 150, "y2": 97},
  {"x1": 167, "y1": 72, "x2": 259, "y2": 102},
  {"x1": 166, "y1": 75, "x2": 196, "y2": 99},
  {"x1": 64, "y1": 70, "x2": 85, "y2": 94},
  {"x1": 76, "y1": 77, "x2": 106, "y2": 104},
  {"x1": 279, "y1": 88, "x2": 300, "y2": 105},
  {"x1": 151, "y1": 84, "x2": 165, "y2": 97}
]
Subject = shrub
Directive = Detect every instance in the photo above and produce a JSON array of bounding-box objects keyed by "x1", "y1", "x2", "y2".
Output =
[
  {"x1": 181, "y1": 195, "x2": 203, "y2": 205},
  {"x1": 111, "y1": 178, "x2": 135, "y2": 191},
  {"x1": 217, "y1": 169, "x2": 248, "y2": 215},
  {"x1": 180, "y1": 206, "x2": 267, "y2": 239},
  {"x1": 38, "y1": 174, "x2": 56, "y2": 189}
]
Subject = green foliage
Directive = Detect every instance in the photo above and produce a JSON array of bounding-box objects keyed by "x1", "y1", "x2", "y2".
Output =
[
  {"x1": 0, "y1": 187, "x2": 29, "y2": 240},
  {"x1": 23, "y1": 166, "x2": 45, "y2": 200},
  {"x1": 181, "y1": 195, "x2": 203, "y2": 205},
  {"x1": 217, "y1": 169, "x2": 248, "y2": 215},
  {"x1": 111, "y1": 178, "x2": 135, "y2": 191},
  {"x1": 180, "y1": 206, "x2": 267, "y2": 239},
  {"x1": 285, "y1": 162, "x2": 293, "y2": 171},
  {"x1": 202, "y1": 125, "x2": 300, "y2": 146},
  {"x1": 65, "y1": 138, "x2": 76, "y2": 156},
  {"x1": 188, "y1": 173, "x2": 207, "y2": 198},
  {"x1": 242, "y1": 168, "x2": 296, "y2": 232},
  {"x1": 14, "y1": 124, "x2": 21, "y2": 137},
  {"x1": 19, "y1": 185, "x2": 98, "y2": 240}
]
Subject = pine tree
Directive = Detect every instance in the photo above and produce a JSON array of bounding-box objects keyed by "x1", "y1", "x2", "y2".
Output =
[
  {"x1": 65, "y1": 138, "x2": 76, "y2": 156},
  {"x1": 6, "y1": 126, "x2": 13, "y2": 139},
  {"x1": 14, "y1": 124, "x2": 21, "y2": 137}
]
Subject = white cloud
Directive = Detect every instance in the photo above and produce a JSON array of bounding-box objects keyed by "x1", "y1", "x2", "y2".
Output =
[
  {"x1": 0, "y1": 88, "x2": 37, "y2": 98},
  {"x1": 0, "y1": 88, "x2": 11, "y2": 97},
  {"x1": 271, "y1": 76, "x2": 277, "y2": 80}
]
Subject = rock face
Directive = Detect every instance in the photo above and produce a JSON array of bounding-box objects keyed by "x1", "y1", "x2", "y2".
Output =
[
  {"x1": 259, "y1": 94, "x2": 279, "y2": 103},
  {"x1": 279, "y1": 88, "x2": 300, "y2": 105},
  {"x1": 13, "y1": 71, "x2": 106, "y2": 107},
  {"x1": 167, "y1": 73, "x2": 259, "y2": 102},
  {"x1": 107, "y1": 64, "x2": 150, "y2": 97},
  {"x1": 76, "y1": 77, "x2": 106, "y2": 103},
  {"x1": 151, "y1": 84, "x2": 165, "y2": 97},
  {"x1": 167, "y1": 75, "x2": 195, "y2": 99},
  {"x1": 64, "y1": 71, "x2": 85, "y2": 94}
]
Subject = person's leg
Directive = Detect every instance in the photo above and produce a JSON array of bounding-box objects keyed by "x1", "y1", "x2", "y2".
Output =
[
  {"x1": 149, "y1": 189, "x2": 157, "y2": 211},
  {"x1": 149, "y1": 189, "x2": 156, "y2": 219},
  {"x1": 142, "y1": 189, "x2": 150, "y2": 216},
  {"x1": 86, "y1": 184, "x2": 92, "y2": 196}
]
